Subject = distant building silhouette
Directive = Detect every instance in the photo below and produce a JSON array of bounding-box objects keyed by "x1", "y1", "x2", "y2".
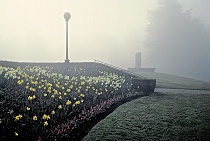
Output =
[{"x1": 128, "y1": 52, "x2": 156, "y2": 73}]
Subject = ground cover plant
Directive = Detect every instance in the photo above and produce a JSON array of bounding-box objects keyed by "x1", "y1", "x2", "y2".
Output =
[
  {"x1": 0, "y1": 64, "x2": 142, "y2": 140},
  {"x1": 83, "y1": 92, "x2": 210, "y2": 141}
]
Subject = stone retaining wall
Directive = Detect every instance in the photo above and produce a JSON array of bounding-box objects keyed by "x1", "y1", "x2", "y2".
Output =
[{"x1": 130, "y1": 78, "x2": 156, "y2": 93}]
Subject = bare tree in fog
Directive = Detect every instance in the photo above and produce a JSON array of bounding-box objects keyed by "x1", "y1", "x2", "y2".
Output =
[{"x1": 144, "y1": 0, "x2": 210, "y2": 81}]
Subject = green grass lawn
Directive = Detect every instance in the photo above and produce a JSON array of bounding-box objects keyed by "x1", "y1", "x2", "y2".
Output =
[
  {"x1": 82, "y1": 92, "x2": 210, "y2": 141},
  {"x1": 134, "y1": 72, "x2": 210, "y2": 90}
]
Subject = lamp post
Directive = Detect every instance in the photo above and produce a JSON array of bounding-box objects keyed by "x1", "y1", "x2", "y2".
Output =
[{"x1": 64, "y1": 12, "x2": 71, "y2": 63}]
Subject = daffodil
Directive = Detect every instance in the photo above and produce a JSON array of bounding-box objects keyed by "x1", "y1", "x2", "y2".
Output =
[
  {"x1": 30, "y1": 87, "x2": 36, "y2": 92},
  {"x1": 69, "y1": 85, "x2": 73, "y2": 89},
  {"x1": 64, "y1": 92, "x2": 67, "y2": 96},
  {"x1": 47, "y1": 83, "x2": 52, "y2": 87},
  {"x1": 51, "y1": 110, "x2": 55, "y2": 115},
  {"x1": 17, "y1": 80, "x2": 22, "y2": 85},
  {"x1": 44, "y1": 121, "x2": 48, "y2": 126},
  {"x1": 66, "y1": 89, "x2": 71, "y2": 92},
  {"x1": 26, "y1": 107, "x2": 30, "y2": 111},
  {"x1": 75, "y1": 101, "x2": 80, "y2": 105},
  {"x1": 15, "y1": 132, "x2": 18, "y2": 136},
  {"x1": 66, "y1": 100, "x2": 71, "y2": 105},
  {"x1": 51, "y1": 95, "x2": 55, "y2": 98},
  {"x1": 33, "y1": 116, "x2": 38, "y2": 121},
  {"x1": 58, "y1": 105, "x2": 62, "y2": 109},
  {"x1": 33, "y1": 95, "x2": 36, "y2": 99},
  {"x1": 80, "y1": 94, "x2": 85, "y2": 97},
  {"x1": 29, "y1": 76, "x2": 34, "y2": 80},
  {"x1": 81, "y1": 100, "x2": 84, "y2": 103},
  {"x1": 28, "y1": 96, "x2": 33, "y2": 100},
  {"x1": 25, "y1": 86, "x2": 29, "y2": 89},
  {"x1": 34, "y1": 81, "x2": 38, "y2": 85},
  {"x1": 42, "y1": 114, "x2": 50, "y2": 120},
  {"x1": 44, "y1": 93, "x2": 47, "y2": 97},
  {"x1": 54, "y1": 90, "x2": 58, "y2": 94},
  {"x1": 15, "y1": 114, "x2": 23, "y2": 121},
  {"x1": 81, "y1": 81, "x2": 85, "y2": 85}
]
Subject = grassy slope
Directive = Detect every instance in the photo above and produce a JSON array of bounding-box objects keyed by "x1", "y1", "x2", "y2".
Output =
[
  {"x1": 82, "y1": 92, "x2": 210, "y2": 141},
  {"x1": 134, "y1": 72, "x2": 210, "y2": 90}
]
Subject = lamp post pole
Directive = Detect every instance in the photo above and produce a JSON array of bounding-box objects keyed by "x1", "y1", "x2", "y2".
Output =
[{"x1": 64, "y1": 12, "x2": 71, "y2": 63}]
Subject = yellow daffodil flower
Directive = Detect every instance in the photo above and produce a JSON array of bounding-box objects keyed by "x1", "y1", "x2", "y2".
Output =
[
  {"x1": 33, "y1": 116, "x2": 38, "y2": 121},
  {"x1": 47, "y1": 83, "x2": 52, "y2": 87},
  {"x1": 44, "y1": 93, "x2": 47, "y2": 97},
  {"x1": 15, "y1": 132, "x2": 18, "y2": 136},
  {"x1": 15, "y1": 114, "x2": 23, "y2": 121},
  {"x1": 28, "y1": 96, "x2": 33, "y2": 100},
  {"x1": 66, "y1": 100, "x2": 71, "y2": 105},
  {"x1": 17, "y1": 80, "x2": 22, "y2": 85},
  {"x1": 33, "y1": 95, "x2": 36, "y2": 99},
  {"x1": 81, "y1": 100, "x2": 84, "y2": 103},
  {"x1": 58, "y1": 105, "x2": 62, "y2": 109},
  {"x1": 51, "y1": 95, "x2": 55, "y2": 98},
  {"x1": 42, "y1": 114, "x2": 50, "y2": 120},
  {"x1": 44, "y1": 121, "x2": 48, "y2": 126},
  {"x1": 75, "y1": 101, "x2": 80, "y2": 105},
  {"x1": 51, "y1": 110, "x2": 55, "y2": 115},
  {"x1": 66, "y1": 89, "x2": 71, "y2": 92},
  {"x1": 64, "y1": 93, "x2": 67, "y2": 96},
  {"x1": 54, "y1": 90, "x2": 58, "y2": 94},
  {"x1": 47, "y1": 89, "x2": 51, "y2": 93},
  {"x1": 29, "y1": 76, "x2": 34, "y2": 80},
  {"x1": 26, "y1": 107, "x2": 30, "y2": 111},
  {"x1": 80, "y1": 94, "x2": 85, "y2": 97},
  {"x1": 81, "y1": 81, "x2": 85, "y2": 85},
  {"x1": 25, "y1": 86, "x2": 29, "y2": 89},
  {"x1": 30, "y1": 87, "x2": 36, "y2": 92}
]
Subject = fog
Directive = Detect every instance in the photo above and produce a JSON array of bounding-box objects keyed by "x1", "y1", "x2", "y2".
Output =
[
  {"x1": 144, "y1": 0, "x2": 210, "y2": 81},
  {"x1": 0, "y1": 0, "x2": 209, "y2": 81}
]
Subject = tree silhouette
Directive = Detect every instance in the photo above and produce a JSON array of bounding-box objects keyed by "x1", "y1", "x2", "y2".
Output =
[{"x1": 144, "y1": 0, "x2": 210, "y2": 81}]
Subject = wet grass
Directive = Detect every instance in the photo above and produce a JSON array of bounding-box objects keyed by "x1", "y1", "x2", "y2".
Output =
[{"x1": 82, "y1": 92, "x2": 210, "y2": 141}]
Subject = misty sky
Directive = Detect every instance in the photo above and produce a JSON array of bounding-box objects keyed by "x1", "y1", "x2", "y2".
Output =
[{"x1": 0, "y1": 0, "x2": 210, "y2": 80}]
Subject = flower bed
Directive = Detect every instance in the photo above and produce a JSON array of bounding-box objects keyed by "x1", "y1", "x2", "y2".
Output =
[{"x1": 0, "y1": 65, "x2": 142, "y2": 140}]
